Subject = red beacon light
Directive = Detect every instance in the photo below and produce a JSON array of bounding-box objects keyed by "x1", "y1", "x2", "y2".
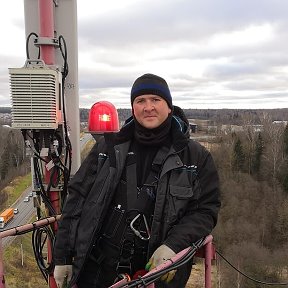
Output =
[{"x1": 88, "y1": 101, "x2": 119, "y2": 136}]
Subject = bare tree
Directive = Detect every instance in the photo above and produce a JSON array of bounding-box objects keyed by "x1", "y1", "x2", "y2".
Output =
[{"x1": 260, "y1": 112, "x2": 286, "y2": 191}]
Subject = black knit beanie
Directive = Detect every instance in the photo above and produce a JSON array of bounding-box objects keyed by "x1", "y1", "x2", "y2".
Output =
[{"x1": 131, "y1": 73, "x2": 173, "y2": 109}]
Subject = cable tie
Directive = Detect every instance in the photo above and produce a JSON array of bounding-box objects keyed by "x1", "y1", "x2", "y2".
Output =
[
  {"x1": 137, "y1": 276, "x2": 147, "y2": 287},
  {"x1": 167, "y1": 258, "x2": 173, "y2": 264},
  {"x1": 192, "y1": 243, "x2": 197, "y2": 249},
  {"x1": 32, "y1": 222, "x2": 37, "y2": 230}
]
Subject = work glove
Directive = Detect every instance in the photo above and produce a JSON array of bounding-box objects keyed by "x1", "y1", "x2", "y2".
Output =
[
  {"x1": 54, "y1": 265, "x2": 72, "y2": 288},
  {"x1": 145, "y1": 244, "x2": 176, "y2": 283}
]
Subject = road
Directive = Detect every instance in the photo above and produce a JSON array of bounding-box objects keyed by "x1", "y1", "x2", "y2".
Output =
[
  {"x1": 0, "y1": 133, "x2": 93, "y2": 246},
  {"x1": 1, "y1": 187, "x2": 34, "y2": 246},
  {"x1": 80, "y1": 132, "x2": 93, "y2": 149}
]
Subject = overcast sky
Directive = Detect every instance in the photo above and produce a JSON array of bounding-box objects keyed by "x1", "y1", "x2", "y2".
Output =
[{"x1": 1, "y1": 0, "x2": 288, "y2": 110}]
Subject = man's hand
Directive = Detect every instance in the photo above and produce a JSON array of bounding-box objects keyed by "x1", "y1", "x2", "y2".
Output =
[
  {"x1": 54, "y1": 265, "x2": 72, "y2": 288},
  {"x1": 145, "y1": 244, "x2": 176, "y2": 283}
]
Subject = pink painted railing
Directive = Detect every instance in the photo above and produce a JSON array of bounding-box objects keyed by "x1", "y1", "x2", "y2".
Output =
[
  {"x1": 109, "y1": 235, "x2": 216, "y2": 288},
  {"x1": 0, "y1": 216, "x2": 60, "y2": 288},
  {"x1": 0, "y1": 218, "x2": 215, "y2": 288}
]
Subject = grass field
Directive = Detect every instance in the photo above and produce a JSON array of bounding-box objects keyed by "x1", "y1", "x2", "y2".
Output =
[
  {"x1": 4, "y1": 232, "x2": 48, "y2": 288},
  {"x1": 1, "y1": 174, "x2": 31, "y2": 207}
]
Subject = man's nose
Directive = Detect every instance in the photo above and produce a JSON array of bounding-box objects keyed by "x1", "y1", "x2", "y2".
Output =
[{"x1": 144, "y1": 101, "x2": 155, "y2": 111}]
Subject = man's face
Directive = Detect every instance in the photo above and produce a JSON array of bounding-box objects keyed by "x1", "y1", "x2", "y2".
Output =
[{"x1": 132, "y1": 94, "x2": 172, "y2": 129}]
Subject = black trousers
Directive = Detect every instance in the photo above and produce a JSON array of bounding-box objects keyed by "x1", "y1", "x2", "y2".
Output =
[{"x1": 77, "y1": 257, "x2": 118, "y2": 288}]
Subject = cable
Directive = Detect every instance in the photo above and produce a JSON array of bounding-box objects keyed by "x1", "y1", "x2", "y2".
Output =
[
  {"x1": 22, "y1": 32, "x2": 72, "y2": 284},
  {"x1": 33, "y1": 156, "x2": 57, "y2": 216},
  {"x1": 26, "y1": 32, "x2": 40, "y2": 60},
  {"x1": 58, "y1": 35, "x2": 69, "y2": 78},
  {"x1": 32, "y1": 224, "x2": 55, "y2": 283},
  {"x1": 116, "y1": 238, "x2": 206, "y2": 288},
  {"x1": 58, "y1": 35, "x2": 72, "y2": 208},
  {"x1": 27, "y1": 129, "x2": 68, "y2": 216},
  {"x1": 216, "y1": 250, "x2": 288, "y2": 286},
  {"x1": 115, "y1": 239, "x2": 288, "y2": 288}
]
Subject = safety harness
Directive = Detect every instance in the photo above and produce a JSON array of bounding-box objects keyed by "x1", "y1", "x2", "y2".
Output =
[{"x1": 98, "y1": 144, "x2": 170, "y2": 276}]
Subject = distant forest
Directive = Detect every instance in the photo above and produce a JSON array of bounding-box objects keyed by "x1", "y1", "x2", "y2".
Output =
[
  {"x1": 0, "y1": 107, "x2": 11, "y2": 114},
  {"x1": 79, "y1": 107, "x2": 288, "y2": 124},
  {"x1": 2, "y1": 107, "x2": 287, "y2": 125}
]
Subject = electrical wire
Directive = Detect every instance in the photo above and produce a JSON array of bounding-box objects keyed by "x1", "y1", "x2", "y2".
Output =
[
  {"x1": 22, "y1": 130, "x2": 56, "y2": 215},
  {"x1": 26, "y1": 32, "x2": 40, "y2": 60},
  {"x1": 116, "y1": 238, "x2": 205, "y2": 288},
  {"x1": 11, "y1": 217, "x2": 57, "y2": 282},
  {"x1": 58, "y1": 35, "x2": 69, "y2": 78},
  {"x1": 22, "y1": 34, "x2": 72, "y2": 216},
  {"x1": 58, "y1": 35, "x2": 72, "y2": 207},
  {"x1": 216, "y1": 250, "x2": 288, "y2": 286},
  {"x1": 114, "y1": 239, "x2": 288, "y2": 288},
  {"x1": 33, "y1": 156, "x2": 57, "y2": 215},
  {"x1": 22, "y1": 31, "x2": 72, "y2": 284},
  {"x1": 32, "y1": 224, "x2": 56, "y2": 283}
]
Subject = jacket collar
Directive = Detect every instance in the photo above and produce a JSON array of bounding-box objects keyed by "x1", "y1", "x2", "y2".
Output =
[{"x1": 113, "y1": 110, "x2": 189, "y2": 153}]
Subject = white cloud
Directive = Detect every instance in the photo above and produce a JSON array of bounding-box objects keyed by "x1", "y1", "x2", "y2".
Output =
[
  {"x1": 1, "y1": 0, "x2": 288, "y2": 110},
  {"x1": 209, "y1": 24, "x2": 273, "y2": 48}
]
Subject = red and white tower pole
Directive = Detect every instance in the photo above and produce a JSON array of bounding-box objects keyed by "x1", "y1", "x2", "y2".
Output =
[
  {"x1": 38, "y1": 2, "x2": 58, "y2": 287},
  {"x1": 24, "y1": 0, "x2": 81, "y2": 174},
  {"x1": 38, "y1": 0, "x2": 55, "y2": 65},
  {"x1": 23, "y1": 0, "x2": 80, "y2": 287}
]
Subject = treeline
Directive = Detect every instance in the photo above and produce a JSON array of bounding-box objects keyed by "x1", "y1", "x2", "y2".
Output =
[
  {"x1": 79, "y1": 107, "x2": 288, "y2": 125},
  {"x1": 211, "y1": 115, "x2": 288, "y2": 287},
  {"x1": 80, "y1": 107, "x2": 132, "y2": 123},
  {"x1": 184, "y1": 108, "x2": 288, "y2": 124},
  {"x1": 3, "y1": 107, "x2": 287, "y2": 124},
  {"x1": 0, "y1": 107, "x2": 11, "y2": 114}
]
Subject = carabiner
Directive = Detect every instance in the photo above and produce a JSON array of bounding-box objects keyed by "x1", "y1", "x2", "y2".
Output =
[{"x1": 130, "y1": 213, "x2": 151, "y2": 241}]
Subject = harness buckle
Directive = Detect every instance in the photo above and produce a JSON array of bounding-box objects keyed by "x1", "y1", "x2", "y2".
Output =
[{"x1": 116, "y1": 261, "x2": 132, "y2": 275}]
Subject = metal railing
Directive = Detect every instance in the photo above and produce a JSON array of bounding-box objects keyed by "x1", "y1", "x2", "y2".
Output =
[
  {"x1": 0, "y1": 217, "x2": 216, "y2": 288},
  {"x1": 109, "y1": 235, "x2": 216, "y2": 288},
  {"x1": 0, "y1": 216, "x2": 60, "y2": 288}
]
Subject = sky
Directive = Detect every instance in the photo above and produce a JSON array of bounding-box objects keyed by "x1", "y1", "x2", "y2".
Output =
[{"x1": 1, "y1": 0, "x2": 288, "y2": 110}]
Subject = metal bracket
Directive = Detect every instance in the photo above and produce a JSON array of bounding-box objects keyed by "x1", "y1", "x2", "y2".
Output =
[{"x1": 34, "y1": 37, "x2": 59, "y2": 47}]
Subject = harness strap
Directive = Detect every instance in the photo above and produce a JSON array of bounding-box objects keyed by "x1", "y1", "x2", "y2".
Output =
[
  {"x1": 98, "y1": 145, "x2": 170, "y2": 275},
  {"x1": 126, "y1": 145, "x2": 170, "y2": 212},
  {"x1": 126, "y1": 152, "x2": 137, "y2": 210},
  {"x1": 117, "y1": 224, "x2": 135, "y2": 274},
  {"x1": 151, "y1": 145, "x2": 170, "y2": 173},
  {"x1": 116, "y1": 145, "x2": 170, "y2": 274}
]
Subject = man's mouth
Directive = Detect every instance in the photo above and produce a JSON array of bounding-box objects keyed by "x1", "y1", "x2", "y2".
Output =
[{"x1": 144, "y1": 115, "x2": 157, "y2": 118}]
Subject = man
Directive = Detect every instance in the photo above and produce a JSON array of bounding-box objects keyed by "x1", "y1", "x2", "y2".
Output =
[{"x1": 53, "y1": 73, "x2": 221, "y2": 288}]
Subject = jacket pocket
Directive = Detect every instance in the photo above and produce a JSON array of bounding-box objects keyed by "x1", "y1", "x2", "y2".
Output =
[{"x1": 167, "y1": 185, "x2": 194, "y2": 223}]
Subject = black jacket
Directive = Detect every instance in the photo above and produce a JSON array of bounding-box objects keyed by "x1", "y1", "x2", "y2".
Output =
[{"x1": 53, "y1": 108, "x2": 221, "y2": 287}]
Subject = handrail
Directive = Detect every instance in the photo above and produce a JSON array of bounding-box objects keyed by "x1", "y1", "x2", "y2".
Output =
[
  {"x1": 0, "y1": 215, "x2": 61, "y2": 288},
  {"x1": 0, "y1": 219, "x2": 216, "y2": 288},
  {"x1": 109, "y1": 235, "x2": 215, "y2": 288}
]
